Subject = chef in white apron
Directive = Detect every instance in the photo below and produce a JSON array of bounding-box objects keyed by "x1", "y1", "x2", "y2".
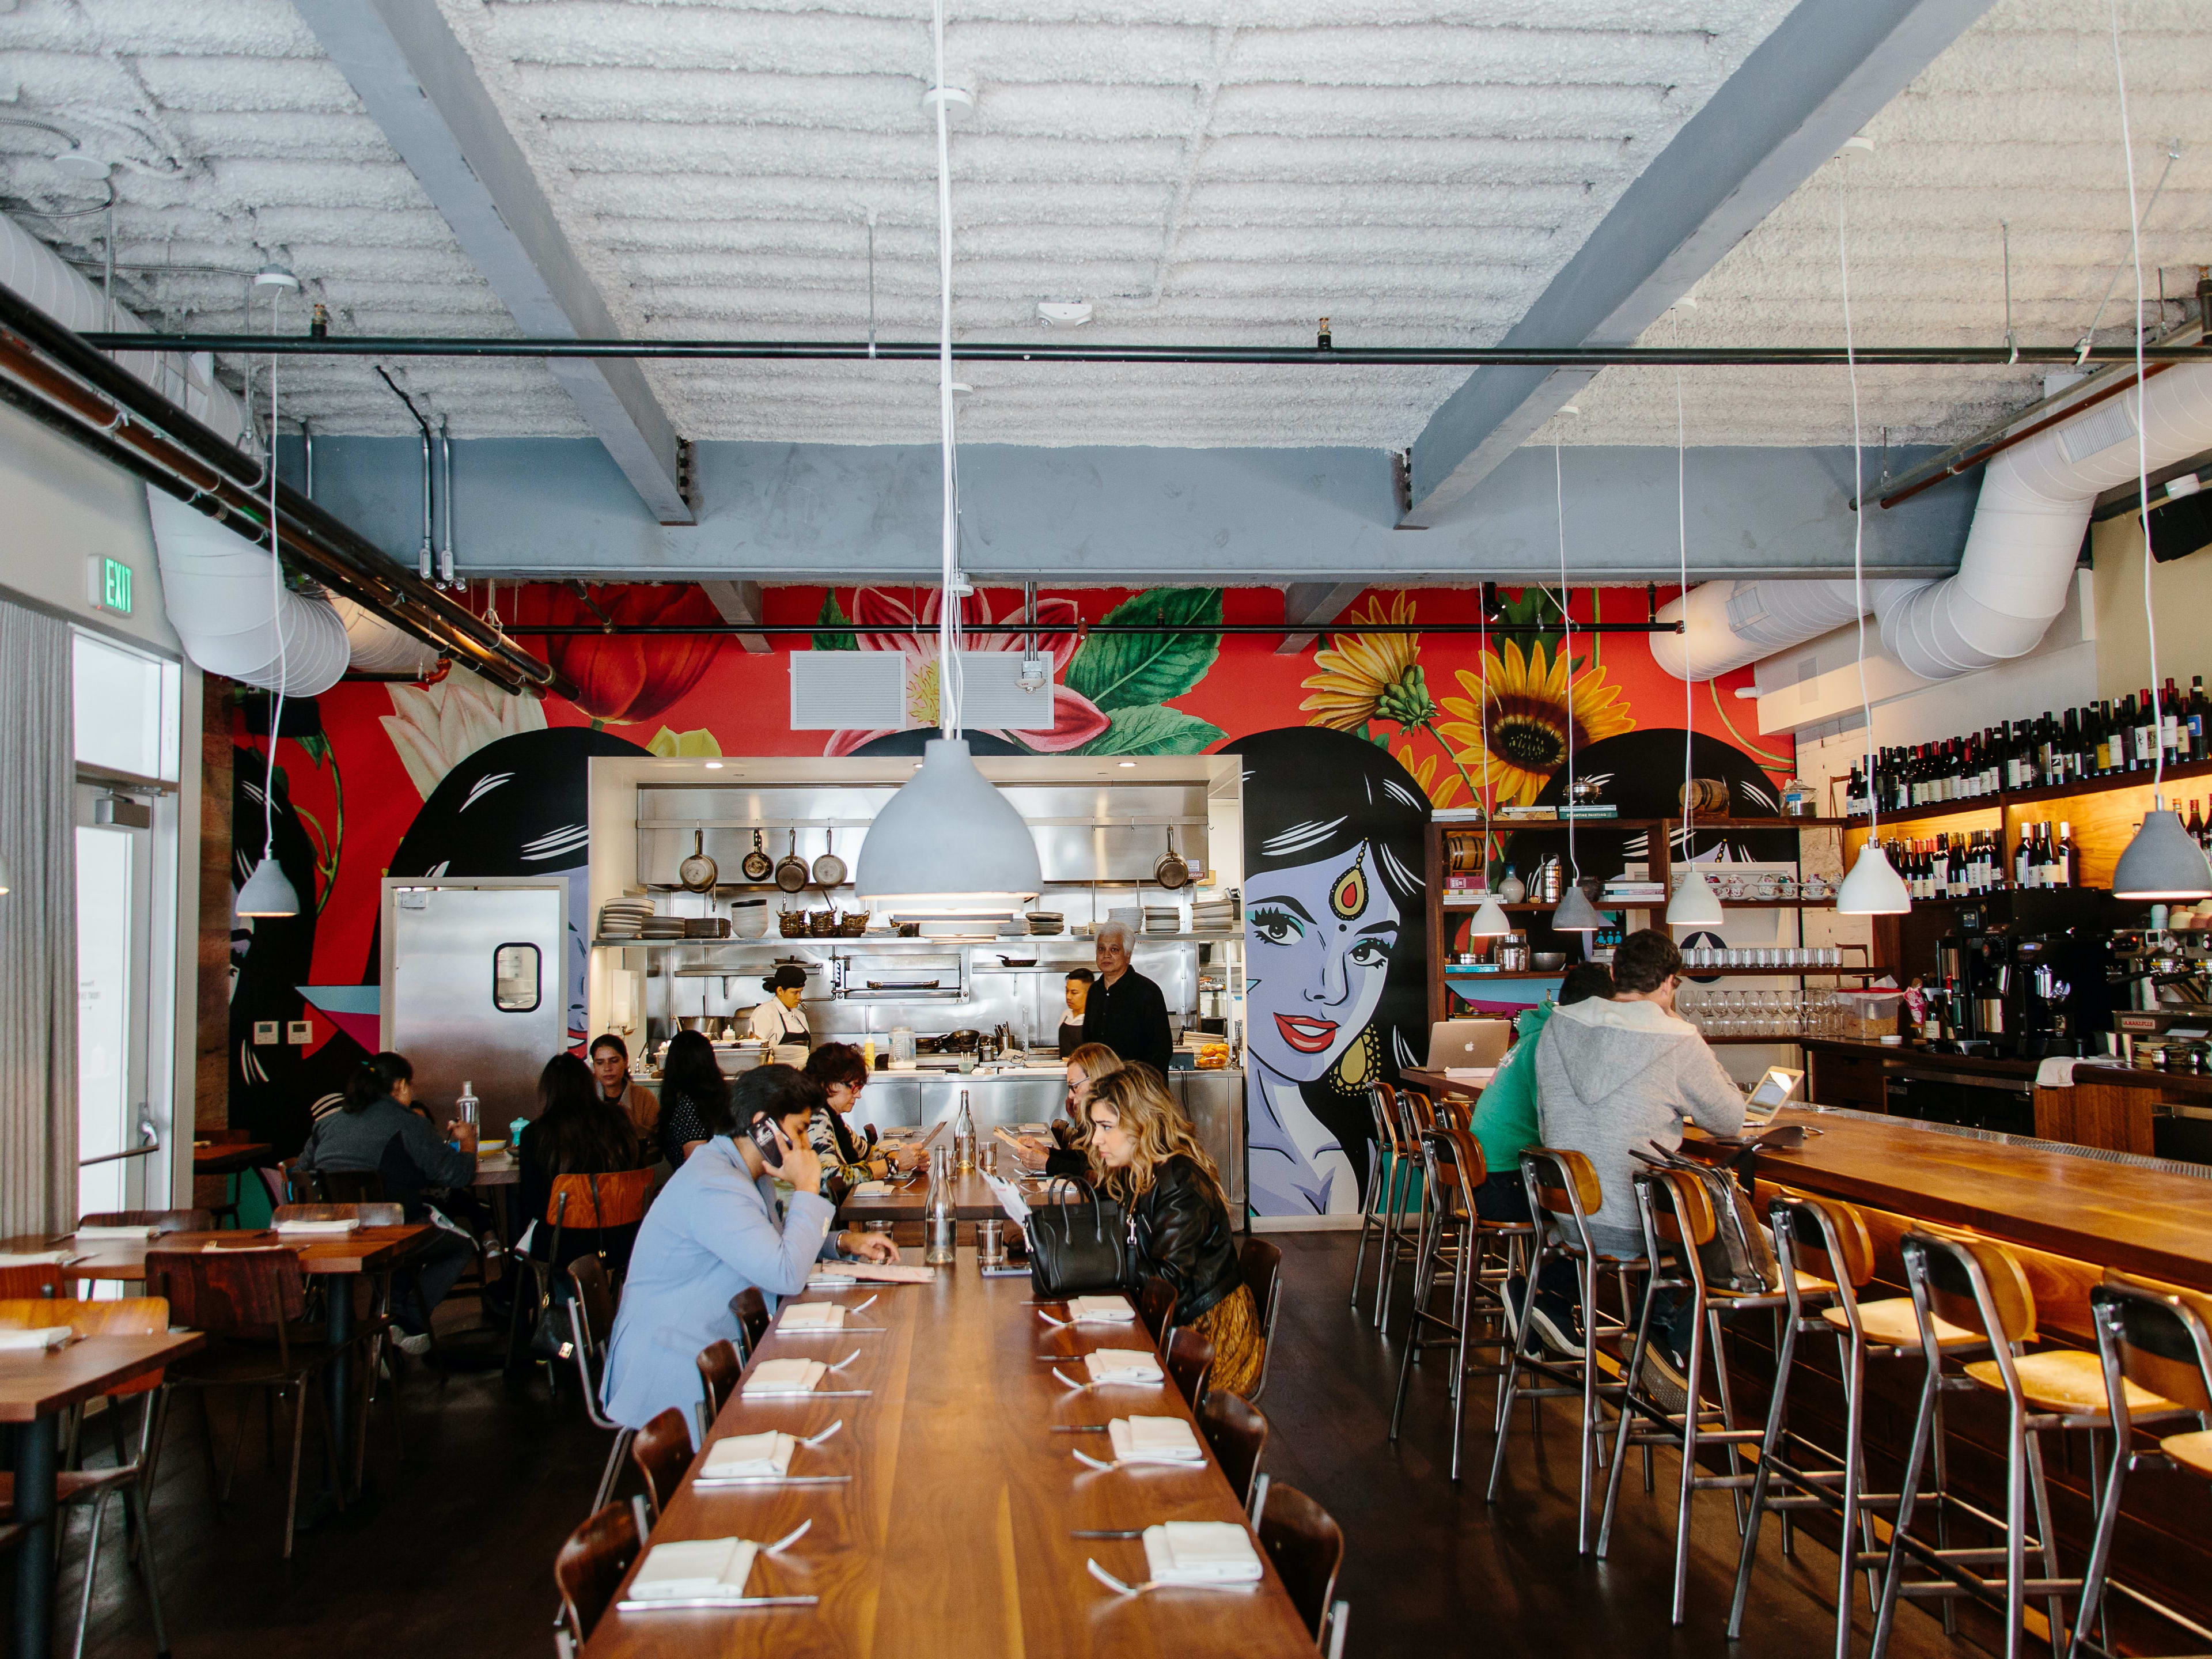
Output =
[{"x1": 750, "y1": 964, "x2": 811, "y2": 1060}]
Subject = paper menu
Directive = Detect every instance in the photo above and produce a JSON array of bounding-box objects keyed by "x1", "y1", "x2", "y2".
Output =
[
  {"x1": 629, "y1": 1537, "x2": 760, "y2": 1600},
  {"x1": 812, "y1": 1260, "x2": 933, "y2": 1284},
  {"x1": 741, "y1": 1358, "x2": 827, "y2": 1397},
  {"x1": 983, "y1": 1172, "x2": 1032, "y2": 1225}
]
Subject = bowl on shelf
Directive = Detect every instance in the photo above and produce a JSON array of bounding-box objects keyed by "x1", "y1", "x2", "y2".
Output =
[{"x1": 1531, "y1": 951, "x2": 1567, "y2": 971}]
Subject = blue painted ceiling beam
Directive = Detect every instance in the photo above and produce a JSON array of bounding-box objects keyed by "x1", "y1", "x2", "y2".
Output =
[
  {"x1": 285, "y1": 435, "x2": 1976, "y2": 587},
  {"x1": 1403, "y1": 0, "x2": 1998, "y2": 528}
]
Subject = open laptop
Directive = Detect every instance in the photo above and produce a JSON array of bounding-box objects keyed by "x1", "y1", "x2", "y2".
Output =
[
  {"x1": 1427, "y1": 1018, "x2": 1513, "y2": 1070},
  {"x1": 1744, "y1": 1065, "x2": 1805, "y2": 1124}
]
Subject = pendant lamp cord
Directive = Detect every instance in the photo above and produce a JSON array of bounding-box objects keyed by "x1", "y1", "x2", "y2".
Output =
[
  {"x1": 1839, "y1": 188, "x2": 1876, "y2": 848},
  {"x1": 1676, "y1": 313, "x2": 1694, "y2": 862},
  {"x1": 933, "y1": 0, "x2": 960, "y2": 742},
  {"x1": 262, "y1": 288, "x2": 286, "y2": 874},
  {"x1": 2112, "y1": 0, "x2": 2160, "y2": 807},
  {"x1": 1554, "y1": 442, "x2": 1576, "y2": 884}
]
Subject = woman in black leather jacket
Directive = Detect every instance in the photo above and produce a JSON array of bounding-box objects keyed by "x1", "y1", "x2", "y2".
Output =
[{"x1": 1086, "y1": 1067, "x2": 1262, "y2": 1396}]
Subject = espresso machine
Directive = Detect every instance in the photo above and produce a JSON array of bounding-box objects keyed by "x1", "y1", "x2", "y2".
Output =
[{"x1": 1934, "y1": 925, "x2": 2105, "y2": 1059}]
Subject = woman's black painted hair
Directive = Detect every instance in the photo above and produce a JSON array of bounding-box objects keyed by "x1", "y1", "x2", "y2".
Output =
[
  {"x1": 588, "y1": 1032, "x2": 629, "y2": 1063},
  {"x1": 534, "y1": 1052, "x2": 642, "y2": 1174},
  {"x1": 342, "y1": 1051, "x2": 413, "y2": 1114},
  {"x1": 660, "y1": 1030, "x2": 732, "y2": 1134},
  {"x1": 734, "y1": 1063, "x2": 827, "y2": 1134},
  {"x1": 803, "y1": 1042, "x2": 869, "y2": 1094}
]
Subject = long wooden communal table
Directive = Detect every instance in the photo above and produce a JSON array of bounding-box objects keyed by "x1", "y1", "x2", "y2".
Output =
[
  {"x1": 1740, "y1": 1107, "x2": 2212, "y2": 1651},
  {"x1": 2, "y1": 1330, "x2": 204, "y2": 1656},
  {"x1": 581, "y1": 1247, "x2": 1319, "y2": 1659},
  {"x1": 838, "y1": 1162, "x2": 1069, "y2": 1226}
]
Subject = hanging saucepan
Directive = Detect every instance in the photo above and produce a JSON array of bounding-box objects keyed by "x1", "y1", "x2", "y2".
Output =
[
  {"x1": 740, "y1": 830, "x2": 772, "y2": 882},
  {"x1": 679, "y1": 831, "x2": 718, "y2": 893},
  {"x1": 775, "y1": 830, "x2": 809, "y2": 893},
  {"x1": 812, "y1": 828, "x2": 847, "y2": 888},
  {"x1": 1154, "y1": 827, "x2": 1190, "y2": 891}
]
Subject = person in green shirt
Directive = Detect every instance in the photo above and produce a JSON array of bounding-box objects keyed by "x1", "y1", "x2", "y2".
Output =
[{"x1": 1472, "y1": 962, "x2": 1613, "y2": 1356}]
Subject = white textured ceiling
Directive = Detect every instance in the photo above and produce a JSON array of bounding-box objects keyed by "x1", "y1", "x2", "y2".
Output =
[{"x1": 0, "y1": 0, "x2": 2203, "y2": 454}]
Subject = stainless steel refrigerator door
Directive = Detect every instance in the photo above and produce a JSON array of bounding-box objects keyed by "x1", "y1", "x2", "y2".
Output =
[{"x1": 381, "y1": 880, "x2": 567, "y2": 1132}]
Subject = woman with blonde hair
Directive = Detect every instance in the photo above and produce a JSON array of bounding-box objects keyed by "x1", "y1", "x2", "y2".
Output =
[
  {"x1": 1016, "y1": 1042, "x2": 1122, "y2": 1178},
  {"x1": 1085, "y1": 1067, "x2": 1263, "y2": 1396}
]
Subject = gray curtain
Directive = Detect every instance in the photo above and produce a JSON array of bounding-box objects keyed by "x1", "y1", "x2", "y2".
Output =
[{"x1": 0, "y1": 600, "x2": 75, "y2": 1235}]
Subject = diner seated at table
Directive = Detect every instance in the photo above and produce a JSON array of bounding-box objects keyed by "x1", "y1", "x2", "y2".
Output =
[
  {"x1": 517, "y1": 1052, "x2": 651, "y2": 1279},
  {"x1": 655, "y1": 1029, "x2": 725, "y2": 1166},
  {"x1": 1013, "y1": 1042, "x2": 1122, "y2": 1178},
  {"x1": 1086, "y1": 1066, "x2": 1263, "y2": 1395},
  {"x1": 297, "y1": 1051, "x2": 479, "y2": 1351},
  {"x1": 801, "y1": 1042, "x2": 910, "y2": 1194},
  {"x1": 601, "y1": 1064, "x2": 899, "y2": 1431},
  {"x1": 589, "y1": 1032, "x2": 661, "y2": 1143}
]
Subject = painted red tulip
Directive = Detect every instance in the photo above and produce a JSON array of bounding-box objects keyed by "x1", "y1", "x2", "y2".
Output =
[{"x1": 511, "y1": 583, "x2": 724, "y2": 725}]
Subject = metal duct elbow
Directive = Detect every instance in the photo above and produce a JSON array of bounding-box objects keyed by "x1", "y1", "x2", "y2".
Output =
[
  {"x1": 146, "y1": 487, "x2": 350, "y2": 695},
  {"x1": 332, "y1": 595, "x2": 442, "y2": 676},
  {"x1": 1650, "y1": 578, "x2": 1869, "y2": 680}
]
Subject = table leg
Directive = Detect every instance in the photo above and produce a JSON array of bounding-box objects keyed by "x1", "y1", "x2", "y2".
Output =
[
  {"x1": 12, "y1": 1414, "x2": 58, "y2": 1657},
  {"x1": 325, "y1": 1277, "x2": 353, "y2": 1507}
]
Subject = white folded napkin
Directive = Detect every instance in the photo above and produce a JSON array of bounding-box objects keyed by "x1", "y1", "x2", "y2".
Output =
[
  {"x1": 1084, "y1": 1348, "x2": 1164, "y2": 1385},
  {"x1": 0, "y1": 1326, "x2": 73, "y2": 1351},
  {"x1": 778, "y1": 1303, "x2": 845, "y2": 1333},
  {"x1": 629, "y1": 1537, "x2": 759, "y2": 1600},
  {"x1": 73, "y1": 1225, "x2": 158, "y2": 1241},
  {"x1": 1108, "y1": 1415, "x2": 1205, "y2": 1465},
  {"x1": 1070, "y1": 1294, "x2": 1136, "y2": 1324},
  {"x1": 702, "y1": 1431, "x2": 796, "y2": 1479},
  {"x1": 0, "y1": 1251, "x2": 70, "y2": 1269},
  {"x1": 274, "y1": 1218, "x2": 360, "y2": 1235},
  {"x1": 2034, "y1": 1056, "x2": 2080, "y2": 1088},
  {"x1": 742, "y1": 1358, "x2": 827, "y2": 1397},
  {"x1": 851, "y1": 1181, "x2": 892, "y2": 1198},
  {"x1": 1142, "y1": 1521, "x2": 1263, "y2": 1585}
]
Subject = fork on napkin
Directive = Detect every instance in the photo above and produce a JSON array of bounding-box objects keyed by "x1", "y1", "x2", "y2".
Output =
[
  {"x1": 618, "y1": 1521, "x2": 815, "y2": 1609},
  {"x1": 1039, "y1": 1294, "x2": 1136, "y2": 1328},
  {"x1": 1085, "y1": 1522, "x2": 1263, "y2": 1597},
  {"x1": 777, "y1": 1303, "x2": 846, "y2": 1334}
]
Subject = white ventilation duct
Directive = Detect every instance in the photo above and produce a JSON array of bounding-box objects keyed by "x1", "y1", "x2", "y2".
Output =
[{"x1": 1654, "y1": 362, "x2": 2212, "y2": 683}]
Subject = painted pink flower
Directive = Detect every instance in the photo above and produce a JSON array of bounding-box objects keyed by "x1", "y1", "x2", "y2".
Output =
[{"x1": 824, "y1": 588, "x2": 1111, "y2": 757}]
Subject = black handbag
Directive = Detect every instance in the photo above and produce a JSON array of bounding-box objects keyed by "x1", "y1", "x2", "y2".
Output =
[{"x1": 1026, "y1": 1178, "x2": 1133, "y2": 1300}]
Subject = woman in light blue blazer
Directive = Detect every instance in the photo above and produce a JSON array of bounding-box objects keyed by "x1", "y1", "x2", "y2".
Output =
[{"x1": 603, "y1": 1065, "x2": 896, "y2": 1431}]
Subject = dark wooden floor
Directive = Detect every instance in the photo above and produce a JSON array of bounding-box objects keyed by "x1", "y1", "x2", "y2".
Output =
[{"x1": 57, "y1": 1233, "x2": 1980, "y2": 1658}]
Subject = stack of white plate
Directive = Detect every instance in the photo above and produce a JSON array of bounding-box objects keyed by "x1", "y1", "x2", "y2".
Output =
[
  {"x1": 637, "y1": 916, "x2": 687, "y2": 940},
  {"x1": 1026, "y1": 911, "x2": 1065, "y2": 935},
  {"x1": 1190, "y1": 895, "x2": 1239, "y2": 931},
  {"x1": 599, "y1": 900, "x2": 654, "y2": 939},
  {"x1": 1107, "y1": 906, "x2": 1141, "y2": 934},
  {"x1": 1143, "y1": 905, "x2": 1181, "y2": 935}
]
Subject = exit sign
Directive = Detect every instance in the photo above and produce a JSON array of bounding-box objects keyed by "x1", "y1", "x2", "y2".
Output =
[{"x1": 86, "y1": 555, "x2": 132, "y2": 616}]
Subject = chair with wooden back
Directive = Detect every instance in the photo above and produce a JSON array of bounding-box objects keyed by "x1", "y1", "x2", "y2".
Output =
[
  {"x1": 1165, "y1": 1327, "x2": 1214, "y2": 1408},
  {"x1": 543, "y1": 1169, "x2": 654, "y2": 1275},
  {"x1": 729, "y1": 1286, "x2": 771, "y2": 1359},
  {"x1": 0, "y1": 1260, "x2": 61, "y2": 1298},
  {"x1": 695, "y1": 1339, "x2": 743, "y2": 1437},
  {"x1": 1237, "y1": 1238, "x2": 1283, "y2": 1403},
  {"x1": 0, "y1": 1297, "x2": 175, "y2": 1655},
  {"x1": 566, "y1": 1256, "x2": 635, "y2": 1517},
  {"x1": 631, "y1": 1406, "x2": 695, "y2": 1524},
  {"x1": 309, "y1": 1169, "x2": 387, "y2": 1205},
  {"x1": 1136, "y1": 1276, "x2": 1177, "y2": 1343},
  {"x1": 1255, "y1": 1482, "x2": 1344, "y2": 1645},
  {"x1": 142, "y1": 1246, "x2": 339, "y2": 1559},
  {"x1": 1196, "y1": 1388, "x2": 1268, "y2": 1509},
  {"x1": 79, "y1": 1209, "x2": 215, "y2": 1234},
  {"x1": 554, "y1": 1497, "x2": 649, "y2": 1653}
]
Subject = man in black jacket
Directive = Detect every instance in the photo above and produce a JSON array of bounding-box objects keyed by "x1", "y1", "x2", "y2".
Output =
[{"x1": 1079, "y1": 920, "x2": 1173, "y2": 1079}]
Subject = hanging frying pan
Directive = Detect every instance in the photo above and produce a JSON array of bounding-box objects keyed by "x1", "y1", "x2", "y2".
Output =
[
  {"x1": 775, "y1": 830, "x2": 810, "y2": 892},
  {"x1": 741, "y1": 830, "x2": 772, "y2": 882},
  {"x1": 812, "y1": 828, "x2": 847, "y2": 888},
  {"x1": 679, "y1": 831, "x2": 718, "y2": 893},
  {"x1": 1153, "y1": 827, "x2": 1190, "y2": 891}
]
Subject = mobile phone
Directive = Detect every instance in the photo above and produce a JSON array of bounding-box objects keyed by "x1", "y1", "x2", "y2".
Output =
[{"x1": 749, "y1": 1115, "x2": 789, "y2": 1169}]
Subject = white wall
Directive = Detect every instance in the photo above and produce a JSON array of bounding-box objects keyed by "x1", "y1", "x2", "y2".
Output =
[{"x1": 2089, "y1": 512, "x2": 2212, "y2": 702}]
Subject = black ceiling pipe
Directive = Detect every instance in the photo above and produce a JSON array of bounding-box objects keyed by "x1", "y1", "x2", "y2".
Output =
[{"x1": 509, "y1": 620, "x2": 1683, "y2": 637}]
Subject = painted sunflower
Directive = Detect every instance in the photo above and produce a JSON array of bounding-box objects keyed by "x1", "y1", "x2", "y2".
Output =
[
  {"x1": 1437, "y1": 641, "x2": 1635, "y2": 806},
  {"x1": 1299, "y1": 593, "x2": 1436, "y2": 730}
]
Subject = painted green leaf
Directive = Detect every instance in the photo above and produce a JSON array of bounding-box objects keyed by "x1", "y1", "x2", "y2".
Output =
[
  {"x1": 1063, "y1": 588, "x2": 1222, "y2": 711},
  {"x1": 1078, "y1": 704, "x2": 1226, "y2": 756},
  {"x1": 813, "y1": 593, "x2": 858, "y2": 652}
]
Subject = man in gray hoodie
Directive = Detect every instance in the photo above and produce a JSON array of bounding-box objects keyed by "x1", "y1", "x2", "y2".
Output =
[{"x1": 1532, "y1": 928, "x2": 1745, "y2": 1406}]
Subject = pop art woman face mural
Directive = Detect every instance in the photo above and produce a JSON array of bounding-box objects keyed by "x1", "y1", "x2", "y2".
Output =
[{"x1": 1228, "y1": 727, "x2": 1429, "y2": 1218}]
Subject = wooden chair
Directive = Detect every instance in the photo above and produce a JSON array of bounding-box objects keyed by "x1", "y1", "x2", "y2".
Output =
[
  {"x1": 1136, "y1": 1276, "x2": 1177, "y2": 1343},
  {"x1": 543, "y1": 1169, "x2": 654, "y2": 1275},
  {"x1": 631, "y1": 1406, "x2": 695, "y2": 1524},
  {"x1": 566, "y1": 1256, "x2": 635, "y2": 1517},
  {"x1": 1165, "y1": 1327, "x2": 1214, "y2": 1408},
  {"x1": 79, "y1": 1208, "x2": 215, "y2": 1234},
  {"x1": 554, "y1": 1497, "x2": 649, "y2": 1652},
  {"x1": 696, "y1": 1339, "x2": 744, "y2": 1437},
  {"x1": 142, "y1": 1247, "x2": 342, "y2": 1559},
  {"x1": 1196, "y1": 1388, "x2": 1268, "y2": 1509},
  {"x1": 1255, "y1": 1482, "x2": 1345, "y2": 1645},
  {"x1": 0, "y1": 1297, "x2": 175, "y2": 1658},
  {"x1": 0, "y1": 1260, "x2": 62, "y2": 1298},
  {"x1": 729, "y1": 1286, "x2": 771, "y2": 1359},
  {"x1": 1237, "y1": 1238, "x2": 1284, "y2": 1402}
]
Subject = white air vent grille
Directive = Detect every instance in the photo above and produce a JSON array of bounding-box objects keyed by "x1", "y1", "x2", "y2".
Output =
[
  {"x1": 2059, "y1": 398, "x2": 2137, "y2": 465},
  {"x1": 955, "y1": 652, "x2": 1055, "y2": 732},
  {"x1": 789, "y1": 650, "x2": 904, "y2": 731}
]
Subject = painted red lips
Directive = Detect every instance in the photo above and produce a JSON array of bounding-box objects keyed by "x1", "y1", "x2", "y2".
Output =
[{"x1": 1274, "y1": 1014, "x2": 1340, "y2": 1054}]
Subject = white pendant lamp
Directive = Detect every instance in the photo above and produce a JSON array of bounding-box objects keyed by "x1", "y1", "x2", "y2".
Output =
[
  {"x1": 2107, "y1": 46, "x2": 2212, "y2": 906},
  {"x1": 1552, "y1": 881, "x2": 1607, "y2": 935},
  {"x1": 1467, "y1": 892, "x2": 1513, "y2": 937},
  {"x1": 1546, "y1": 446, "x2": 1612, "y2": 938},
  {"x1": 236, "y1": 855, "x2": 300, "y2": 918},
  {"x1": 1667, "y1": 863, "x2": 1726, "y2": 927},
  {"x1": 851, "y1": 0, "x2": 1040, "y2": 914},
  {"x1": 1662, "y1": 320, "x2": 1725, "y2": 933},
  {"x1": 1835, "y1": 841, "x2": 1912, "y2": 915}
]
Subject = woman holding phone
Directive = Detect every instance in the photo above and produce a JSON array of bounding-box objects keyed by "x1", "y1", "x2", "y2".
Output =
[{"x1": 602, "y1": 1065, "x2": 896, "y2": 1431}]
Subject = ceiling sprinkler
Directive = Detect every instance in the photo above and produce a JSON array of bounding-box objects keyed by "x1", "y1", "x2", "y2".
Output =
[{"x1": 253, "y1": 263, "x2": 300, "y2": 290}]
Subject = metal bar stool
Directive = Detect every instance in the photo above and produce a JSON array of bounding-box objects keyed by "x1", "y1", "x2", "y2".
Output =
[
  {"x1": 1374, "y1": 1086, "x2": 1428, "y2": 1334},
  {"x1": 1487, "y1": 1145, "x2": 1650, "y2": 1552},
  {"x1": 1728, "y1": 1191, "x2": 1961, "y2": 1658},
  {"x1": 2066, "y1": 1273, "x2": 2212, "y2": 1659},
  {"x1": 1870, "y1": 1230, "x2": 2196, "y2": 1659},
  {"x1": 1594, "y1": 1166, "x2": 1782, "y2": 1624},
  {"x1": 1351, "y1": 1080, "x2": 1404, "y2": 1322}
]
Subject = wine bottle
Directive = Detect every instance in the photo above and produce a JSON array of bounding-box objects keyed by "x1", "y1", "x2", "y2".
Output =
[
  {"x1": 2138, "y1": 688, "x2": 2158, "y2": 771},
  {"x1": 2056, "y1": 820, "x2": 2077, "y2": 888},
  {"x1": 2191, "y1": 676, "x2": 2208, "y2": 762},
  {"x1": 2164, "y1": 678, "x2": 2183, "y2": 764}
]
